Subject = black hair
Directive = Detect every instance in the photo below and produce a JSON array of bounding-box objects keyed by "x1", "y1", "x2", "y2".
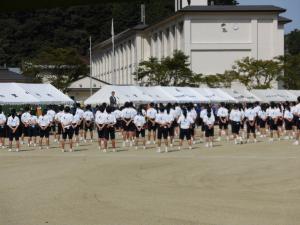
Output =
[
  {"x1": 207, "y1": 108, "x2": 212, "y2": 117},
  {"x1": 11, "y1": 109, "x2": 16, "y2": 118},
  {"x1": 24, "y1": 105, "x2": 30, "y2": 111},
  {"x1": 98, "y1": 105, "x2": 105, "y2": 113},
  {"x1": 42, "y1": 109, "x2": 47, "y2": 115},
  {"x1": 0, "y1": 106, "x2": 2, "y2": 113},
  {"x1": 30, "y1": 109, "x2": 36, "y2": 116},
  {"x1": 64, "y1": 106, "x2": 70, "y2": 113},
  {"x1": 270, "y1": 102, "x2": 275, "y2": 109},
  {"x1": 159, "y1": 106, "x2": 165, "y2": 113},
  {"x1": 59, "y1": 105, "x2": 64, "y2": 111},
  {"x1": 220, "y1": 102, "x2": 225, "y2": 107},
  {"x1": 298, "y1": 96, "x2": 300, "y2": 103},
  {"x1": 182, "y1": 108, "x2": 187, "y2": 118},
  {"x1": 149, "y1": 102, "x2": 154, "y2": 107},
  {"x1": 76, "y1": 103, "x2": 81, "y2": 108},
  {"x1": 86, "y1": 105, "x2": 91, "y2": 110},
  {"x1": 106, "y1": 106, "x2": 112, "y2": 114}
]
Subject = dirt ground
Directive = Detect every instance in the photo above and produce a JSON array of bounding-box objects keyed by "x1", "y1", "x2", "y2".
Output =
[{"x1": 1, "y1": 132, "x2": 300, "y2": 225}]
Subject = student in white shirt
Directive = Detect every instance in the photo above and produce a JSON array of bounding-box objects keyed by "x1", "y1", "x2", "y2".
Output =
[
  {"x1": 134, "y1": 107, "x2": 146, "y2": 150},
  {"x1": 28, "y1": 110, "x2": 38, "y2": 147},
  {"x1": 38, "y1": 109, "x2": 51, "y2": 149},
  {"x1": 174, "y1": 103, "x2": 182, "y2": 136},
  {"x1": 54, "y1": 105, "x2": 65, "y2": 143},
  {"x1": 244, "y1": 103, "x2": 257, "y2": 143},
  {"x1": 146, "y1": 102, "x2": 157, "y2": 144},
  {"x1": 166, "y1": 104, "x2": 175, "y2": 147},
  {"x1": 200, "y1": 104, "x2": 208, "y2": 141},
  {"x1": 258, "y1": 104, "x2": 268, "y2": 138},
  {"x1": 0, "y1": 106, "x2": 6, "y2": 148},
  {"x1": 47, "y1": 106, "x2": 56, "y2": 140},
  {"x1": 203, "y1": 108, "x2": 215, "y2": 148},
  {"x1": 72, "y1": 111, "x2": 81, "y2": 147},
  {"x1": 293, "y1": 97, "x2": 300, "y2": 145},
  {"x1": 268, "y1": 102, "x2": 281, "y2": 141},
  {"x1": 121, "y1": 102, "x2": 136, "y2": 147},
  {"x1": 95, "y1": 105, "x2": 108, "y2": 151},
  {"x1": 105, "y1": 106, "x2": 117, "y2": 152},
  {"x1": 229, "y1": 104, "x2": 243, "y2": 144},
  {"x1": 75, "y1": 103, "x2": 85, "y2": 141},
  {"x1": 177, "y1": 108, "x2": 193, "y2": 150},
  {"x1": 284, "y1": 105, "x2": 294, "y2": 140},
  {"x1": 187, "y1": 103, "x2": 197, "y2": 144},
  {"x1": 7, "y1": 109, "x2": 20, "y2": 152},
  {"x1": 21, "y1": 106, "x2": 31, "y2": 144},
  {"x1": 155, "y1": 106, "x2": 169, "y2": 153},
  {"x1": 83, "y1": 105, "x2": 94, "y2": 142},
  {"x1": 217, "y1": 102, "x2": 229, "y2": 141},
  {"x1": 113, "y1": 107, "x2": 123, "y2": 131},
  {"x1": 60, "y1": 106, "x2": 74, "y2": 152}
]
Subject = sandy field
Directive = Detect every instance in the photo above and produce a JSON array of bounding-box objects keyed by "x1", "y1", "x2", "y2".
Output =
[{"x1": 1, "y1": 132, "x2": 300, "y2": 225}]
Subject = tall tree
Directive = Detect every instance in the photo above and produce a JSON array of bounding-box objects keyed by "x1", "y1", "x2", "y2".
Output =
[
  {"x1": 278, "y1": 54, "x2": 300, "y2": 89},
  {"x1": 285, "y1": 29, "x2": 300, "y2": 55}
]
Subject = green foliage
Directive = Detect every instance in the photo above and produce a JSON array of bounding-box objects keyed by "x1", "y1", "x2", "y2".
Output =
[
  {"x1": 285, "y1": 29, "x2": 300, "y2": 55},
  {"x1": 278, "y1": 54, "x2": 300, "y2": 89},
  {"x1": 134, "y1": 50, "x2": 200, "y2": 86},
  {"x1": 200, "y1": 71, "x2": 238, "y2": 88},
  {"x1": 23, "y1": 47, "x2": 89, "y2": 91}
]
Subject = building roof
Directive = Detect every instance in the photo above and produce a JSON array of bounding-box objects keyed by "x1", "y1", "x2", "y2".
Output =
[
  {"x1": 0, "y1": 68, "x2": 33, "y2": 83},
  {"x1": 179, "y1": 5, "x2": 286, "y2": 13},
  {"x1": 278, "y1": 16, "x2": 292, "y2": 24},
  {"x1": 67, "y1": 76, "x2": 110, "y2": 90}
]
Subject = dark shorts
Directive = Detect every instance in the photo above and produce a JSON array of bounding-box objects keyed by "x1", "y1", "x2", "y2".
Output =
[
  {"x1": 62, "y1": 127, "x2": 74, "y2": 140},
  {"x1": 136, "y1": 128, "x2": 145, "y2": 138},
  {"x1": 57, "y1": 123, "x2": 62, "y2": 135},
  {"x1": 285, "y1": 119, "x2": 293, "y2": 131},
  {"x1": 22, "y1": 125, "x2": 29, "y2": 136},
  {"x1": 0, "y1": 125, "x2": 6, "y2": 137},
  {"x1": 116, "y1": 119, "x2": 122, "y2": 129},
  {"x1": 51, "y1": 123, "x2": 56, "y2": 132},
  {"x1": 123, "y1": 119, "x2": 135, "y2": 132},
  {"x1": 8, "y1": 128, "x2": 20, "y2": 141},
  {"x1": 29, "y1": 126, "x2": 38, "y2": 137},
  {"x1": 231, "y1": 121, "x2": 240, "y2": 134},
  {"x1": 205, "y1": 126, "x2": 214, "y2": 137},
  {"x1": 105, "y1": 127, "x2": 115, "y2": 140},
  {"x1": 277, "y1": 119, "x2": 283, "y2": 127},
  {"x1": 190, "y1": 124, "x2": 195, "y2": 136},
  {"x1": 168, "y1": 126, "x2": 175, "y2": 137},
  {"x1": 147, "y1": 120, "x2": 157, "y2": 131},
  {"x1": 179, "y1": 128, "x2": 191, "y2": 140},
  {"x1": 247, "y1": 121, "x2": 256, "y2": 134},
  {"x1": 73, "y1": 124, "x2": 80, "y2": 136},
  {"x1": 219, "y1": 118, "x2": 228, "y2": 130},
  {"x1": 39, "y1": 127, "x2": 50, "y2": 138},
  {"x1": 84, "y1": 122, "x2": 94, "y2": 132},
  {"x1": 157, "y1": 127, "x2": 168, "y2": 139},
  {"x1": 269, "y1": 119, "x2": 278, "y2": 131},
  {"x1": 97, "y1": 126, "x2": 107, "y2": 139},
  {"x1": 259, "y1": 119, "x2": 266, "y2": 128}
]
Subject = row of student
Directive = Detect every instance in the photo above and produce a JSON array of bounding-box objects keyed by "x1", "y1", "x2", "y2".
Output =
[{"x1": 1, "y1": 99, "x2": 300, "y2": 152}]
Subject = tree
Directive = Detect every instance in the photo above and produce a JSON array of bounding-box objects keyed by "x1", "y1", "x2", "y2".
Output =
[
  {"x1": 230, "y1": 57, "x2": 283, "y2": 90},
  {"x1": 285, "y1": 29, "x2": 300, "y2": 55},
  {"x1": 200, "y1": 70, "x2": 238, "y2": 88},
  {"x1": 278, "y1": 54, "x2": 300, "y2": 89},
  {"x1": 23, "y1": 47, "x2": 89, "y2": 91},
  {"x1": 134, "y1": 50, "x2": 200, "y2": 86}
]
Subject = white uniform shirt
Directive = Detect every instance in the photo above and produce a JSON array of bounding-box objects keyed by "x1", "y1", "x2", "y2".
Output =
[
  {"x1": 0, "y1": 113, "x2": 6, "y2": 126},
  {"x1": 122, "y1": 108, "x2": 134, "y2": 119},
  {"x1": 244, "y1": 108, "x2": 256, "y2": 121},
  {"x1": 106, "y1": 113, "x2": 116, "y2": 125},
  {"x1": 200, "y1": 109, "x2": 207, "y2": 119},
  {"x1": 174, "y1": 106, "x2": 182, "y2": 118},
  {"x1": 55, "y1": 111, "x2": 64, "y2": 123},
  {"x1": 75, "y1": 108, "x2": 84, "y2": 120},
  {"x1": 295, "y1": 103, "x2": 300, "y2": 116},
  {"x1": 38, "y1": 115, "x2": 51, "y2": 127},
  {"x1": 188, "y1": 109, "x2": 197, "y2": 122},
  {"x1": 229, "y1": 109, "x2": 242, "y2": 122},
  {"x1": 21, "y1": 112, "x2": 31, "y2": 124},
  {"x1": 60, "y1": 113, "x2": 74, "y2": 128},
  {"x1": 155, "y1": 113, "x2": 168, "y2": 126},
  {"x1": 284, "y1": 110, "x2": 294, "y2": 120},
  {"x1": 267, "y1": 108, "x2": 280, "y2": 119},
  {"x1": 165, "y1": 113, "x2": 174, "y2": 124},
  {"x1": 217, "y1": 107, "x2": 228, "y2": 118},
  {"x1": 146, "y1": 108, "x2": 157, "y2": 119},
  {"x1": 258, "y1": 110, "x2": 267, "y2": 120},
  {"x1": 291, "y1": 106, "x2": 297, "y2": 115},
  {"x1": 72, "y1": 114, "x2": 81, "y2": 125},
  {"x1": 46, "y1": 110, "x2": 56, "y2": 122},
  {"x1": 113, "y1": 109, "x2": 122, "y2": 120},
  {"x1": 254, "y1": 105, "x2": 261, "y2": 115},
  {"x1": 7, "y1": 116, "x2": 20, "y2": 127},
  {"x1": 95, "y1": 112, "x2": 108, "y2": 125},
  {"x1": 83, "y1": 111, "x2": 94, "y2": 121},
  {"x1": 134, "y1": 115, "x2": 146, "y2": 127},
  {"x1": 177, "y1": 115, "x2": 193, "y2": 129},
  {"x1": 29, "y1": 115, "x2": 38, "y2": 126},
  {"x1": 203, "y1": 114, "x2": 215, "y2": 126}
]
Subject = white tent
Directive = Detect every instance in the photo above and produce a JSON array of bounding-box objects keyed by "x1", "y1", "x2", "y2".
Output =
[
  {"x1": 271, "y1": 89, "x2": 297, "y2": 102},
  {"x1": 251, "y1": 89, "x2": 287, "y2": 102},
  {"x1": 193, "y1": 88, "x2": 236, "y2": 103},
  {"x1": 135, "y1": 86, "x2": 177, "y2": 103},
  {"x1": 286, "y1": 90, "x2": 300, "y2": 100},
  {"x1": 84, "y1": 85, "x2": 153, "y2": 105},
  {"x1": 159, "y1": 86, "x2": 210, "y2": 103},
  {"x1": 16, "y1": 83, "x2": 74, "y2": 105},
  {"x1": 0, "y1": 83, "x2": 40, "y2": 105},
  {"x1": 221, "y1": 88, "x2": 261, "y2": 102}
]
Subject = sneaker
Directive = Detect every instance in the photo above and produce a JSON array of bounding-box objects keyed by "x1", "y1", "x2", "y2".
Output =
[
  {"x1": 178, "y1": 146, "x2": 181, "y2": 150},
  {"x1": 193, "y1": 141, "x2": 196, "y2": 145},
  {"x1": 135, "y1": 146, "x2": 138, "y2": 150},
  {"x1": 254, "y1": 139, "x2": 257, "y2": 143},
  {"x1": 130, "y1": 142, "x2": 133, "y2": 147},
  {"x1": 269, "y1": 138, "x2": 274, "y2": 142},
  {"x1": 54, "y1": 139, "x2": 57, "y2": 143},
  {"x1": 216, "y1": 137, "x2": 221, "y2": 142},
  {"x1": 61, "y1": 149, "x2": 65, "y2": 152},
  {"x1": 69, "y1": 149, "x2": 73, "y2": 152},
  {"x1": 113, "y1": 149, "x2": 116, "y2": 152},
  {"x1": 16, "y1": 149, "x2": 19, "y2": 152},
  {"x1": 189, "y1": 146, "x2": 192, "y2": 150},
  {"x1": 27, "y1": 143, "x2": 30, "y2": 147},
  {"x1": 205, "y1": 143, "x2": 209, "y2": 148},
  {"x1": 165, "y1": 147, "x2": 168, "y2": 153},
  {"x1": 153, "y1": 141, "x2": 156, "y2": 145},
  {"x1": 209, "y1": 142, "x2": 213, "y2": 148},
  {"x1": 146, "y1": 141, "x2": 151, "y2": 145},
  {"x1": 103, "y1": 149, "x2": 107, "y2": 153},
  {"x1": 84, "y1": 139, "x2": 87, "y2": 143},
  {"x1": 90, "y1": 139, "x2": 93, "y2": 143},
  {"x1": 33, "y1": 143, "x2": 37, "y2": 147},
  {"x1": 122, "y1": 142, "x2": 126, "y2": 147},
  {"x1": 234, "y1": 139, "x2": 238, "y2": 145},
  {"x1": 39, "y1": 147, "x2": 42, "y2": 150},
  {"x1": 156, "y1": 147, "x2": 161, "y2": 153},
  {"x1": 143, "y1": 146, "x2": 146, "y2": 150},
  {"x1": 46, "y1": 147, "x2": 49, "y2": 150},
  {"x1": 293, "y1": 141, "x2": 299, "y2": 145},
  {"x1": 76, "y1": 143, "x2": 79, "y2": 147},
  {"x1": 8, "y1": 149, "x2": 12, "y2": 152},
  {"x1": 170, "y1": 143, "x2": 173, "y2": 147},
  {"x1": 98, "y1": 146, "x2": 101, "y2": 150}
]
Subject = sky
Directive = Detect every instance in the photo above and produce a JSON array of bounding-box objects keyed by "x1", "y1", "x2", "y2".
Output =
[{"x1": 240, "y1": 0, "x2": 300, "y2": 33}]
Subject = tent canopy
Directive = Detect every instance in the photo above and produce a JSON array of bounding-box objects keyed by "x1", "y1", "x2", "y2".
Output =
[
  {"x1": 194, "y1": 88, "x2": 237, "y2": 103},
  {"x1": 0, "y1": 83, "x2": 74, "y2": 105},
  {"x1": 221, "y1": 88, "x2": 261, "y2": 103},
  {"x1": 251, "y1": 89, "x2": 287, "y2": 102},
  {"x1": 135, "y1": 86, "x2": 178, "y2": 103}
]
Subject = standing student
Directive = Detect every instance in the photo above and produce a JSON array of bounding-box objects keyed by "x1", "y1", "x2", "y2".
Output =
[
  {"x1": 268, "y1": 102, "x2": 280, "y2": 142},
  {"x1": 134, "y1": 108, "x2": 146, "y2": 150},
  {"x1": 21, "y1": 106, "x2": 31, "y2": 144},
  {"x1": 105, "y1": 106, "x2": 117, "y2": 152},
  {"x1": 187, "y1": 103, "x2": 197, "y2": 144},
  {"x1": 284, "y1": 105, "x2": 294, "y2": 140},
  {"x1": 174, "y1": 103, "x2": 182, "y2": 136},
  {"x1": 0, "y1": 106, "x2": 6, "y2": 148},
  {"x1": 113, "y1": 107, "x2": 123, "y2": 132},
  {"x1": 258, "y1": 104, "x2": 268, "y2": 138},
  {"x1": 72, "y1": 110, "x2": 81, "y2": 147},
  {"x1": 28, "y1": 110, "x2": 38, "y2": 147},
  {"x1": 47, "y1": 106, "x2": 56, "y2": 140},
  {"x1": 217, "y1": 102, "x2": 229, "y2": 141},
  {"x1": 293, "y1": 97, "x2": 300, "y2": 145},
  {"x1": 244, "y1": 103, "x2": 257, "y2": 143},
  {"x1": 229, "y1": 104, "x2": 243, "y2": 144},
  {"x1": 7, "y1": 109, "x2": 20, "y2": 152},
  {"x1": 177, "y1": 108, "x2": 193, "y2": 150},
  {"x1": 83, "y1": 105, "x2": 94, "y2": 142},
  {"x1": 200, "y1": 104, "x2": 208, "y2": 142},
  {"x1": 146, "y1": 103, "x2": 157, "y2": 144},
  {"x1": 203, "y1": 108, "x2": 215, "y2": 148},
  {"x1": 75, "y1": 103, "x2": 85, "y2": 141},
  {"x1": 60, "y1": 106, "x2": 74, "y2": 152},
  {"x1": 276, "y1": 103, "x2": 284, "y2": 138},
  {"x1": 38, "y1": 109, "x2": 51, "y2": 150},
  {"x1": 155, "y1": 107, "x2": 169, "y2": 153},
  {"x1": 121, "y1": 102, "x2": 136, "y2": 147},
  {"x1": 95, "y1": 105, "x2": 107, "y2": 151},
  {"x1": 54, "y1": 105, "x2": 65, "y2": 143},
  {"x1": 291, "y1": 102, "x2": 298, "y2": 137},
  {"x1": 166, "y1": 104, "x2": 175, "y2": 147}
]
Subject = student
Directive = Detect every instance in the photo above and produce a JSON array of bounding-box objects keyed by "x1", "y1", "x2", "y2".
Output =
[
  {"x1": 203, "y1": 108, "x2": 215, "y2": 148},
  {"x1": 60, "y1": 106, "x2": 74, "y2": 152},
  {"x1": 146, "y1": 102, "x2": 157, "y2": 144},
  {"x1": 95, "y1": 105, "x2": 107, "y2": 151},
  {"x1": 83, "y1": 105, "x2": 94, "y2": 142},
  {"x1": 291, "y1": 102, "x2": 298, "y2": 137},
  {"x1": 217, "y1": 102, "x2": 229, "y2": 141},
  {"x1": 244, "y1": 103, "x2": 257, "y2": 143},
  {"x1": 177, "y1": 107, "x2": 193, "y2": 150},
  {"x1": 7, "y1": 109, "x2": 20, "y2": 152},
  {"x1": 174, "y1": 103, "x2": 182, "y2": 136},
  {"x1": 134, "y1": 107, "x2": 146, "y2": 150},
  {"x1": 47, "y1": 106, "x2": 56, "y2": 140},
  {"x1": 75, "y1": 103, "x2": 85, "y2": 141},
  {"x1": 21, "y1": 106, "x2": 31, "y2": 144},
  {"x1": 38, "y1": 109, "x2": 51, "y2": 150},
  {"x1": 72, "y1": 110, "x2": 81, "y2": 147},
  {"x1": 258, "y1": 104, "x2": 268, "y2": 138},
  {"x1": 284, "y1": 105, "x2": 294, "y2": 140},
  {"x1": 293, "y1": 97, "x2": 300, "y2": 145},
  {"x1": 200, "y1": 104, "x2": 208, "y2": 142},
  {"x1": 166, "y1": 104, "x2": 175, "y2": 147},
  {"x1": 187, "y1": 103, "x2": 197, "y2": 144},
  {"x1": 121, "y1": 102, "x2": 136, "y2": 147},
  {"x1": 105, "y1": 106, "x2": 117, "y2": 152},
  {"x1": 229, "y1": 104, "x2": 243, "y2": 144},
  {"x1": 28, "y1": 109, "x2": 38, "y2": 147},
  {"x1": 0, "y1": 106, "x2": 6, "y2": 148},
  {"x1": 113, "y1": 107, "x2": 123, "y2": 132},
  {"x1": 54, "y1": 105, "x2": 65, "y2": 143},
  {"x1": 155, "y1": 107, "x2": 169, "y2": 153},
  {"x1": 268, "y1": 102, "x2": 280, "y2": 142}
]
